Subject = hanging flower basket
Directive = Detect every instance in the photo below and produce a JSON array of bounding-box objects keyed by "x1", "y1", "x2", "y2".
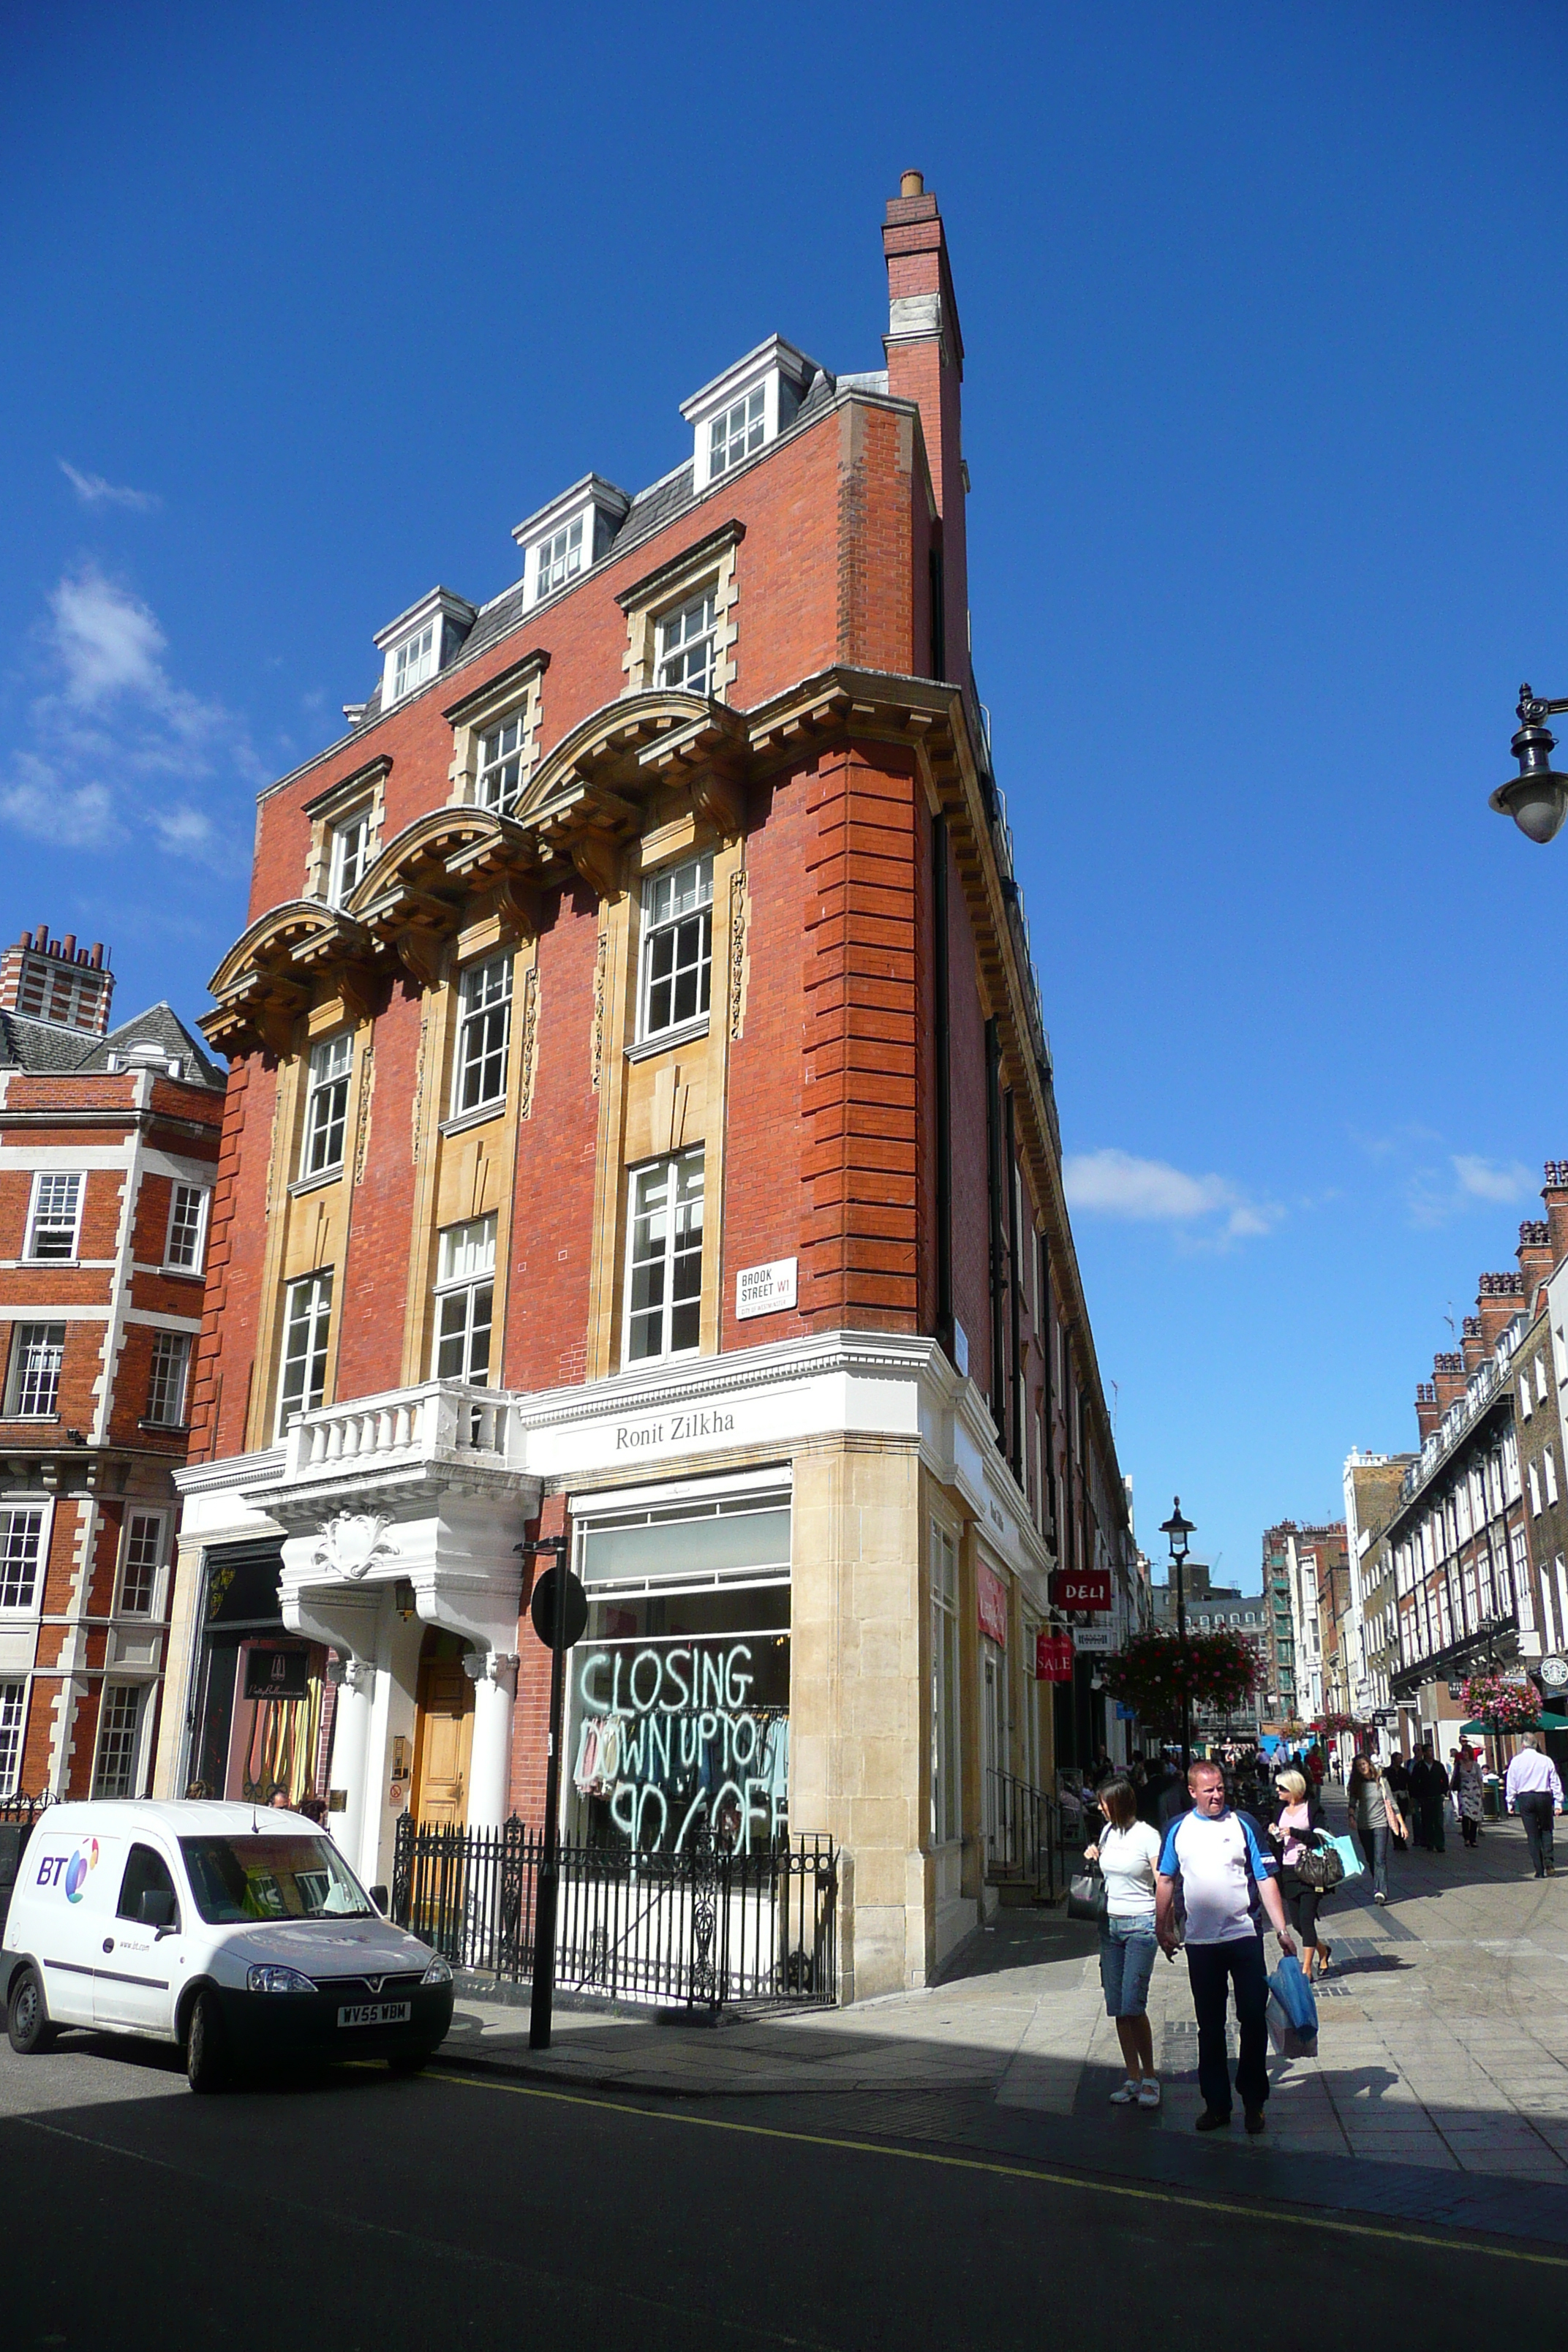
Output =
[
  {"x1": 1101, "y1": 1630, "x2": 1259, "y2": 1733},
  {"x1": 1460, "y1": 1672, "x2": 1539, "y2": 1734}
]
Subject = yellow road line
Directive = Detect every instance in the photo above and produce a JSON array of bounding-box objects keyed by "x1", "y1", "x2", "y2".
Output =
[{"x1": 431, "y1": 2065, "x2": 1568, "y2": 2271}]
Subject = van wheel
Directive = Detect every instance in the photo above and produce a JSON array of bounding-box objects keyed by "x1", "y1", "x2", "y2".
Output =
[
  {"x1": 185, "y1": 1991, "x2": 230, "y2": 2093},
  {"x1": 7, "y1": 1964, "x2": 56, "y2": 2056}
]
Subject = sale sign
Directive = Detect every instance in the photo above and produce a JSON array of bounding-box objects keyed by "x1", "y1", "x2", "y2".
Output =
[
  {"x1": 1035, "y1": 1631, "x2": 1074, "y2": 1682},
  {"x1": 1049, "y1": 1567, "x2": 1112, "y2": 1613},
  {"x1": 977, "y1": 1563, "x2": 1009, "y2": 1648}
]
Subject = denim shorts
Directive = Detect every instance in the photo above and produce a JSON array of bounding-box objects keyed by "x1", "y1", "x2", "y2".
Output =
[{"x1": 1099, "y1": 1915, "x2": 1159, "y2": 2018}]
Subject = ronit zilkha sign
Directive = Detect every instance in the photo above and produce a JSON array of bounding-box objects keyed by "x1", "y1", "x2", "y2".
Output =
[{"x1": 736, "y1": 1257, "x2": 798, "y2": 1319}]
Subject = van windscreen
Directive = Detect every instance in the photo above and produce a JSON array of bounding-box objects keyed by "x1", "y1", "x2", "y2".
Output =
[{"x1": 178, "y1": 1834, "x2": 374, "y2": 1924}]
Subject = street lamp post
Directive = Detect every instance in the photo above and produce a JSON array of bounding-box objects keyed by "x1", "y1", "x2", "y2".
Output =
[
  {"x1": 1161, "y1": 1498, "x2": 1196, "y2": 1777},
  {"x1": 1490, "y1": 685, "x2": 1568, "y2": 843}
]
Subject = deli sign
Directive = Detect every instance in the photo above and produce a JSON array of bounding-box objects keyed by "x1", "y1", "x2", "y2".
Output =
[
  {"x1": 1049, "y1": 1567, "x2": 1112, "y2": 1613},
  {"x1": 1035, "y1": 1632, "x2": 1074, "y2": 1682}
]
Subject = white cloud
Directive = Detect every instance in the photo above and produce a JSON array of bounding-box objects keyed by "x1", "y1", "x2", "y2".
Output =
[
  {"x1": 58, "y1": 459, "x2": 160, "y2": 513},
  {"x1": 0, "y1": 565, "x2": 254, "y2": 873},
  {"x1": 51, "y1": 568, "x2": 167, "y2": 704},
  {"x1": 1452, "y1": 1156, "x2": 1534, "y2": 1205},
  {"x1": 1063, "y1": 1148, "x2": 1276, "y2": 1241}
]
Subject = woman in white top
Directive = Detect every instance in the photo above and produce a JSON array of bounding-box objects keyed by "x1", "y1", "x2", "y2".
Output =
[{"x1": 1084, "y1": 1776, "x2": 1165, "y2": 2108}]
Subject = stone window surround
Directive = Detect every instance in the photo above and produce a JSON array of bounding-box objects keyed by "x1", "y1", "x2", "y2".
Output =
[
  {"x1": 301, "y1": 756, "x2": 391, "y2": 905},
  {"x1": 444, "y1": 649, "x2": 550, "y2": 813},
  {"x1": 619, "y1": 520, "x2": 745, "y2": 704}
]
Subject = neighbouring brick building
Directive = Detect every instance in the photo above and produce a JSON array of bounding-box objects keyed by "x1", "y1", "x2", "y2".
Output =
[
  {"x1": 1340, "y1": 1452, "x2": 1415, "y2": 1762},
  {"x1": 1382, "y1": 1186, "x2": 1568, "y2": 1767},
  {"x1": 162, "y1": 173, "x2": 1134, "y2": 1997},
  {"x1": 0, "y1": 927, "x2": 222, "y2": 1801}
]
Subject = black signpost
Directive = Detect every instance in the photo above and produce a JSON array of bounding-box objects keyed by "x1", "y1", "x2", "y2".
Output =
[{"x1": 522, "y1": 1539, "x2": 588, "y2": 2051}]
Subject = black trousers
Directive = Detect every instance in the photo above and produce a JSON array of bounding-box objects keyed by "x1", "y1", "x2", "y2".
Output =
[
  {"x1": 1419, "y1": 1796, "x2": 1446, "y2": 1852},
  {"x1": 1517, "y1": 1790, "x2": 1556, "y2": 1874},
  {"x1": 1186, "y1": 1933, "x2": 1270, "y2": 2117}
]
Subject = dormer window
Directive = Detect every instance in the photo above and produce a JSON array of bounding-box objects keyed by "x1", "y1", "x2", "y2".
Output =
[
  {"x1": 393, "y1": 624, "x2": 436, "y2": 703},
  {"x1": 708, "y1": 386, "x2": 765, "y2": 480},
  {"x1": 681, "y1": 336, "x2": 818, "y2": 492},
  {"x1": 512, "y1": 475, "x2": 630, "y2": 608},
  {"x1": 536, "y1": 516, "x2": 585, "y2": 598},
  {"x1": 374, "y1": 588, "x2": 477, "y2": 712}
]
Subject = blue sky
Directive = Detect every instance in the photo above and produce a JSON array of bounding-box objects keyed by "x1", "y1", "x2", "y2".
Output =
[{"x1": 5, "y1": 1, "x2": 1568, "y2": 1591}]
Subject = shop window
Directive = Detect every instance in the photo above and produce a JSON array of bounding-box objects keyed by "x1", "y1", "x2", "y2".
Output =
[
  {"x1": 94, "y1": 1684, "x2": 146, "y2": 1799},
  {"x1": 277, "y1": 1271, "x2": 333, "y2": 1435},
  {"x1": 118, "y1": 1511, "x2": 165, "y2": 1616},
  {"x1": 4, "y1": 1324, "x2": 64, "y2": 1420},
  {"x1": 625, "y1": 1150, "x2": 704, "y2": 1363},
  {"x1": 931, "y1": 1523, "x2": 960, "y2": 1844},
  {"x1": 25, "y1": 1172, "x2": 83, "y2": 1262},
  {"x1": 0, "y1": 1680, "x2": 23, "y2": 1795},
  {"x1": 566, "y1": 1482, "x2": 792, "y2": 1856},
  {"x1": 165, "y1": 1181, "x2": 210, "y2": 1273},
  {"x1": 638, "y1": 854, "x2": 713, "y2": 1042},
  {"x1": 144, "y1": 1331, "x2": 191, "y2": 1428},
  {"x1": 452, "y1": 954, "x2": 513, "y2": 1115},
  {"x1": 301, "y1": 1033, "x2": 352, "y2": 1178},
  {"x1": 434, "y1": 1213, "x2": 496, "y2": 1384}
]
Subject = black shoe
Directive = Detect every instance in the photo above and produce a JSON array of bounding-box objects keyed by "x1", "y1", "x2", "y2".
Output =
[
  {"x1": 1245, "y1": 2108, "x2": 1267, "y2": 2136},
  {"x1": 1195, "y1": 2109, "x2": 1232, "y2": 2133}
]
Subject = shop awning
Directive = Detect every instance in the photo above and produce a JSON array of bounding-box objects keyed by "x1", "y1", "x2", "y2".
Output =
[{"x1": 1458, "y1": 1711, "x2": 1568, "y2": 1735}]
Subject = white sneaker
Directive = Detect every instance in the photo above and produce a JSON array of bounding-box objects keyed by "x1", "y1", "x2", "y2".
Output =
[
  {"x1": 1373, "y1": 1891, "x2": 1387, "y2": 1904},
  {"x1": 1137, "y1": 2079, "x2": 1162, "y2": 2109},
  {"x1": 1109, "y1": 2079, "x2": 1139, "y2": 2104}
]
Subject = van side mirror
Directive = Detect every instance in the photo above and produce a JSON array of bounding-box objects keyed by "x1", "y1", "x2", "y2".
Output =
[
  {"x1": 369, "y1": 1884, "x2": 388, "y2": 1915},
  {"x1": 138, "y1": 1888, "x2": 178, "y2": 1931}
]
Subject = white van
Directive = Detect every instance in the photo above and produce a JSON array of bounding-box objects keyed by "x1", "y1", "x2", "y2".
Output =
[{"x1": 1, "y1": 1798, "x2": 453, "y2": 2091}]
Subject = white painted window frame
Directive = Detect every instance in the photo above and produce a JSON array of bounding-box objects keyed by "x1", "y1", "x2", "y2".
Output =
[
  {"x1": 164, "y1": 1181, "x2": 211, "y2": 1274},
  {"x1": 24, "y1": 1171, "x2": 84, "y2": 1264},
  {"x1": 116, "y1": 1507, "x2": 169, "y2": 1618}
]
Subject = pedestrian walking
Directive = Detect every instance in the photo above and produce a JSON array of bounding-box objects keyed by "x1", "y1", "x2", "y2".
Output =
[
  {"x1": 1269, "y1": 1768, "x2": 1333, "y2": 1978},
  {"x1": 1347, "y1": 1753, "x2": 1401, "y2": 1904},
  {"x1": 1450, "y1": 1744, "x2": 1485, "y2": 1849},
  {"x1": 1156, "y1": 1760, "x2": 1297, "y2": 2136},
  {"x1": 1409, "y1": 1741, "x2": 1447, "y2": 1852},
  {"x1": 1084, "y1": 1776, "x2": 1165, "y2": 2110},
  {"x1": 1504, "y1": 1733, "x2": 1564, "y2": 1878}
]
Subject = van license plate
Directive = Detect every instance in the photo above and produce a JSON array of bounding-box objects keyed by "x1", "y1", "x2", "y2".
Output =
[{"x1": 337, "y1": 2000, "x2": 412, "y2": 2028}]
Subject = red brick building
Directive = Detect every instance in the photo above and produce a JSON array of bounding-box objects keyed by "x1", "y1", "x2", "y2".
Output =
[
  {"x1": 0, "y1": 927, "x2": 222, "y2": 1801},
  {"x1": 165, "y1": 175, "x2": 1132, "y2": 1995}
]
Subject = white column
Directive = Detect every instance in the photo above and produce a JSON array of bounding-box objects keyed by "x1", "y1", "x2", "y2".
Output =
[
  {"x1": 328, "y1": 1658, "x2": 378, "y2": 1885},
  {"x1": 464, "y1": 1651, "x2": 519, "y2": 1831}
]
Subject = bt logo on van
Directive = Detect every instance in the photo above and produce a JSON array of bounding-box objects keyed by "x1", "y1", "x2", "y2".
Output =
[{"x1": 36, "y1": 1838, "x2": 99, "y2": 1900}]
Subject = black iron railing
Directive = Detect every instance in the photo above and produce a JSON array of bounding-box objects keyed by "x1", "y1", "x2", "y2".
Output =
[
  {"x1": 0, "y1": 1793, "x2": 51, "y2": 1937},
  {"x1": 391, "y1": 1816, "x2": 837, "y2": 2012},
  {"x1": 983, "y1": 1769, "x2": 1064, "y2": 1901}
]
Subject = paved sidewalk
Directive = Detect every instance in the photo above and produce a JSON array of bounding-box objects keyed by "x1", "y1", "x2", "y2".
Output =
[{"x1": 442, "y1": 1796, "x2": 1568, "y2": 2215}]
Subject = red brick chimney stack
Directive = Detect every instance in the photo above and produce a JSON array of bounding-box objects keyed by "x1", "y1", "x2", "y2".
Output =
[
  {"x1": 1459, "y1": 1314, "x2": 1486, "y2": 1376},
  {"x1": 0, "y1": 927, "x2": 113, "y2": 1038},
  {"x1": 882, "y1": 170, "x2": 968, "y2": 691},
  {"x1": 1431, "y1": 1351, "x2": 1466, "y2": 1411},
  {"x1": 1543, "y1": 1161, "x2": 1568, "y2": 1266},
  {"x1": 1518, "y1": 1220, "x2": 1554, "y2": 1314},
  {"x1": 1414, "y1": 1380, "x2": 1441, "y2": 1441},
  {"x1": 1476, "y1": 1272, "x2": 1526, "y2": 1354}
]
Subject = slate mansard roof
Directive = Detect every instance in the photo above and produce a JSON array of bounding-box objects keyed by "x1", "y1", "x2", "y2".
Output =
[
  {"x1": 0, "y1": 1000, "x2": 225, "y2": 1090},
  {"x1": 340, "y1": 356, "x2": 851, "y2": 736}
]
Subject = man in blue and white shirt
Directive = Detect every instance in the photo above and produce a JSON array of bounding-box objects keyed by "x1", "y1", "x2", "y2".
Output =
[{"x1": 1156, "y1": 1760, "x2": 1297, "y2": 2134}]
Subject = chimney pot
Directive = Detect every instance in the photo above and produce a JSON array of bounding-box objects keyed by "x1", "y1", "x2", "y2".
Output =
[{"x1": 900, "y1": 169, "x2": 924, "y2": 198}]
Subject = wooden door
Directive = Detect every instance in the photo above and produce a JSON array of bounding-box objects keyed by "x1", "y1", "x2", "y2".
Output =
[{"x1": 412, "y1": 1657, "x2": 475, "y2": 1826}]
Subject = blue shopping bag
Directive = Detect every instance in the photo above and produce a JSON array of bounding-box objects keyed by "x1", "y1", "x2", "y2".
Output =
[
  {"x1": 1267, "y1": 1951, "x2": 1319, "y2": 2038},
  {"x1": 1329, "y1": 1833, "x2": 1363, "y2": 1882}
]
